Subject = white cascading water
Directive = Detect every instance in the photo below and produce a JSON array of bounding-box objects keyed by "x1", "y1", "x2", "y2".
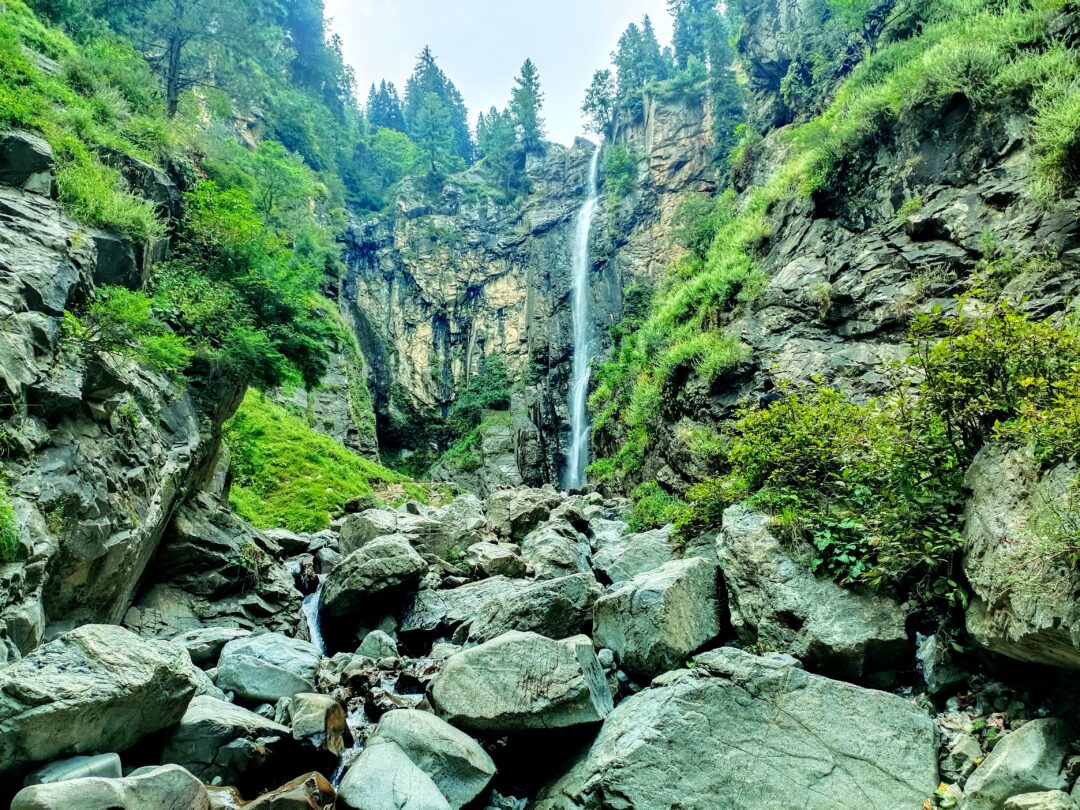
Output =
[{"x1": 565, "y1": 146, "x2": 602, "y2": 490}]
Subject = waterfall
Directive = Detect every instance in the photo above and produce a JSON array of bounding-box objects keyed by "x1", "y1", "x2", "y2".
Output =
[
  {"x1": 301, "y1": 587, "x2": 326, "y2": 656},
  {"x1": 565, "y1": 145, "x2": 602, "y2": 490}
]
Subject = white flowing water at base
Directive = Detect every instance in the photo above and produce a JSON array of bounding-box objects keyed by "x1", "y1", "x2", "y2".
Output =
[
  {"x1": 564, "y1": 145, "x2": 602, "y2": 489},
  {"x1": 301, "y1": 587, "x2": 325, "y2": 656}
]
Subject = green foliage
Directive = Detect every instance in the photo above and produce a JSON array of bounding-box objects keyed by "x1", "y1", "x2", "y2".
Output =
[
  {"x1": 225, "y1": 391, "x2": 430, "y2": 532},
  {"x1": 627, "y1": 482, "x2": 688, "y2": 533},
  {"x1": 0, "y1": 481, "x2": 19, "y2": 564},
  {"x1": 403, "y1": 47, "x2": 472, "y2": 171},
  {"x1": 603, "y1": 145, "x2": 639, "y2": 206},
  {"x1": 446, "y1": 356, "x2": 512, "y2": 439},
  {"x1": 510, "y1": 58, "x2": 545, "y2": 153},
  {"x1": 582, "y1": 69, "x2": 615, "y2": 136}
]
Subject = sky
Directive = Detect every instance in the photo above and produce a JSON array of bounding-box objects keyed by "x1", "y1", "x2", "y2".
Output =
[{"x1": 324, "y1": 0, "x2": 673, "y2": 146}]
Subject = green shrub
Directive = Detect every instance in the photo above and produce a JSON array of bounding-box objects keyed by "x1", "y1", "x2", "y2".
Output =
[
  {"x1": 604, "y1": 144, "x2": 639, "y2": 206},
  {"x1": 0, "y1": 481, "x2": 18, "y2": 564},
  {"x1": 627, "y1": 482, "x2": 688, "y2": 533},
  {"x1": 445, "y1": 356, "x2": 512, "y2": 439}
]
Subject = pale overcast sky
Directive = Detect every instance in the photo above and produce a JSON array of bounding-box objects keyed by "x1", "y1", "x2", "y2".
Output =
[{"x1": 324, "y1": 0, "x2": 673, "y2": 145}]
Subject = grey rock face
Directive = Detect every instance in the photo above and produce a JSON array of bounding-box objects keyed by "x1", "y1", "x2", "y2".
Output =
[
  {"x1": 429, "y1": 416, "x2": 525, "y2": 497},
  {"x1": 592, "y1": 557, "x2": 722, "y2": 680},
  {"x1": 537, "y1": 648, "x2": 939, "y2": 810},
  {"x1": 366, "y1": 709, "x2": 496, "y2": 809},
  {"x1": 161, "y1": 696, "x2": 293, "y2": 787},
  {"x1": 486, "y1": 487, "x2": 560, "y2": 542},
  {"x1": 962, "y1": 445, "x2": 1080, "y2": 669},
  {"x1": 0, "y1": 130, "x2": 54, "y2": 195},
  {"x1": 320, "y1": 536, "x2": 428, "y2": 620},
  {"x1": 10, "y1": 765, "x2": 209, "y2": 810},
  {"x1": 170, "y1": 627, "x2": 252, "y2": 667},
  {"x1": 964, "y1": 719, "x2": 1071, "y2": 810},
  {"x1": 215, "y1": 632, "x2": 321, "y2": 703},
  {"x1": 1004, "y1": 793, "x2": 1079, "y2": 810},
  {"x1": 463, "y1": 541, "x2": 527, "y2": 578},
  {"x1": 358, "y1": 629, "x2": 399, "y2": 659},
  {"x1": 520, "y1": 520, "x2": 592, "y2": 579},
  {"x1": 429, "y1": 631, "x2": 613, "y2": 732},
  {"x1": 590, "y1": 525, "x2": 674, "y2": 584},
  {"x1": 466, "y1": 572, "x2": 600, "y2": 643},
  {"x1": 338, "y1": 740, "x2": 451, "y2": 810},
  {"x1": 339, "y1": 510, "x2": 474, "y2": 559},
  {"x1": 0, "y1": 625, "x2": 197, "y2": 781},
  {"x1": 400, "y1": 577, "x2": 518, "y2": 635},
  {"x1": 718, "y1": 506, "x2": 908, "y2": 677}
]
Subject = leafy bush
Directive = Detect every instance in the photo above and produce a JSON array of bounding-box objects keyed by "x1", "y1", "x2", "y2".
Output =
[
  {"x1": 603, "y1": 145, "x2": 639, "y2": 206},
  {"x1": 0, "y1": 481, "x2": 18, "y2": 564},
  {"x1": 445, "y1": 356, "x2": 512, "y2": 439},
  {"x1": 627, "y1": 482, "x2": 688, "y2": 533}
]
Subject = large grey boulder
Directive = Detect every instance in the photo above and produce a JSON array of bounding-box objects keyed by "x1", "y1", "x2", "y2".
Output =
[
  {"x1": 289, "y1": 692, "x2": 347, "y2": 755},
  {"x1": 338, "y1": 741, "x2": 451, "y2": 810},
  {"x1": 537, "y1": 648, "x2": 939, "y2": 810},
  {"x1": 170, "y1": 627, "x2": 252, "y2": 667},
  {"x1": 486, "y1": 487, "x2": 560, "y2": 541},
  {"x1": 1004, "y1": 793, "x2": 1078, "y2": 810},
  {"x1": 430, "y1": 632, "x2": 612, "y2": 732},
  {"x1": 161, "y1": 696, "x2": 293, "y2": 788},
  {"x1": 962, "y1": 445, "x2": 1080, "y2": 668},
  {"x1": 590, "y1": 526, "x2": 674, "y2": 583},
  {"x1": 963, "y1": 719, "x2": 1071, "y2": 810},
  {"x1": 463, "y1": 541, "x2": 527, "y2": 578},
  {"x1": 339, "y1": 510, "x2": 474, "y2": 558},
  {"x1": 400, "y1": 576, "x2": 517, "y2": 635},
  {"x1": 718, "y1": 506, "x2": 908, "y2": 677},
  {"x1": 24, "y1": 753, "x2": 122, "y2": 785},
  {"x1": 0, "y1": 130, "x2": 54, "y2": 195},
  {"x1": 520, "y1": 520, "x2": 592, "y2": 579},
  {"x1": 592, "y1": 557, "x2": 721, "y2": 679},
  {"x1": 215, "y1": 632, "x2": 321, "y2": 703},
  {"x1": 320, "y1": 536, "x2": 428, "y2": 620},
  {"x1": 0, "y1": 625, "x2": 197, "y2": 781},
  {"x1": 11, "y1": 765, "x2": 209, "y2": 810},
  {"x1": 367, "y1": 709, "x2": 496, "y2": 809},
  {"x1": 466, "y1": 573, "x2": 600, "y2": 643}
]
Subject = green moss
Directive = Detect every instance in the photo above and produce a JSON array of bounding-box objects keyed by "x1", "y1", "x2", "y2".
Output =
[{"x1": 225, "y1": 391, "x2": 434, "y2": 532}]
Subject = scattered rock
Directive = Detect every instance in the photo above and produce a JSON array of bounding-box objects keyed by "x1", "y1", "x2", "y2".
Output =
[
  {"x1": 358, "y1": 629, "x2": 399, "y2": 659},
  {"x1": 590, "y1": 526, "x2": 674, "y2": 584},
  {"x1": 320, "y1": 536, "x2": 428, "y2": 621},
  {"x1": 486, "y1": 487, "x2": 559, "y2": 542},
  {"x1": 964, "y1": 719, "x2": 1072, "y2": 810},
  {"x1": 519, "y1": 520, "x2": 591, "y2": 579},
  {"x1": 289, "y1": 693, "x2": 347, "y2": 755},
  {"x1": 339, "y1": 510, "x2": 473, "y2": 558},
  {"x1": 466, "y1": 572, "x2": 600, "y2": 643},
  {"x1": 23, "y1": 753, "x2": 122, "y2": 786},
  {"x1": 429, "y1": 631, "x2": 613, "y2": 732},
  {"x1": 400, "y1": 577, "x2": 517, "y2": 636},
  {"x1": 464, "y1": 542, "x2": 527, "y2": 578},
  {"x1": 171, "y1": 627, "x2": 253, "y2": 667},
  {"x1": 537, "y1": 648, "x2": 938, "y2": 809},
  {"x1": 592, "y1": 557, "x2": 722, "y2": 679},
  {"x1": 11, "y1": 765, "x2": 209, "y2": 810},
  {"x1": 216, "y1": 633, "x2": 321, "y2": 703},
  {"x1": 338, "y1": 741, "x2": 451, "y2": 810},
  {"x1": 1004, "y1": 792, "x2": 1079, "y2": 810},
  {"x1": 244, "y1": 772, "x2": 336, "y2": 809}
]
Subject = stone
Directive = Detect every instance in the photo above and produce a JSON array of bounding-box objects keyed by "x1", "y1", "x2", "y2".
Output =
[
  {"x1": 1004, "y1": 792, "x2": 1078, "y2": 810},
  {"x1": 485, "y1": 487, "x2": 559, "y2": 542},
  {"x1": 519, "y1": 520, "x2": 592, "y2": 579},
  {"x1": 192, "y1": 664, "x2": 229, "y2": 701},
  {"x1": 592, "y1": 557, "x2": 722, "y2": 679},
  {"x1": 537, "y1": 648, "x2": 939, "y2": 810},
  {"x1": 964, "y1": 719, "x2": 1072, "y2": 810},
  {"x1": 717, "y1": 506, "x2": 908, "y2": 677},
  {"x1": 23, "y1": 753, "x2": 122, "y2": 785},
  {"x1": 441, "y1": 493, "x2": 488, "y2": 532},
  {"x1": 590, "y1": 526, "x2": 674, "y2": 584},
  {"x1": 463, "y1": 542, "x2": 527, "y2": 578},
  {"x1": 942, "y1": 733, "x2": 983, "y2": 782},
  {"x1": 338, "y1": 741, "x2": 451, "y2": 810},
  {"x1": 0, "y1": 130, "x2": 54, "y2": 195},
  {"x1": 367, "y1": 709, "x2": 496, "y2": 809},
  {"x1": 962, "y1": 445, "x2": 1080, "y2": 668},
  {"x1": 429, "y1": 631, "x2": 613, "y2": 732},
  {"x1": 171, "y1": 627, "x2": 252, "y2": 667},
  {"x1": 466, "y1": 573, "x2": 600, "y2": 643},
  {"x1": 289, "y1": 692, "x2": 347, "y2": 755},
  {"x1": 320, "y1": 536, "x2": 428, "y2": 620},
  {"x1": 216, "y1": 633, "x2": 321, "y2": 703},
  {"x1": 245, "y1": 772, "x2": 336, "y2": 809},
  {"x1": 263, "y1": 528, "x2": 309, "y2": 556},
  {"x1": 0, "y1": 625, "x2": 198, "y2": 782},
  {"x1": 358, "y1": 629, "x2": 399, "y2": 659},
  {"x1": 10, "y1": 765, "x2": 210, "y2": 810},
  {"x1": 162, "y1": 696, "x2": 293, "y2": 789},
  {"x1": 400, "y1": 577, "x2": 517, "y2": 635},
  {"x1": 339, "y1": 510, "x2": 473, "y2": 559}
]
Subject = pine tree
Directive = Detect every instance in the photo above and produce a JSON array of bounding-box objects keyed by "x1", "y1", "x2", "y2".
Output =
[
  {"x1": 368, "y1": 80, "x2": 405, "y2": 131},
  {"x1": 582, "y1": 69, "x2": 615, "y2": 136},
  {"x1": 510, "y1": 58, "x2": 545, "y2": 153},
  {"x1": 403, "y1": 47, "x2": 473, "y2": 165},
  {"x1": 669, "y1": 0, "x2": 718, "y2": 69}
]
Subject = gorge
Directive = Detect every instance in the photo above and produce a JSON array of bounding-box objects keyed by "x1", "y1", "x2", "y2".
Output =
[{"x1": 2, "y1": 0, "x2": 1080, "y2": 808}]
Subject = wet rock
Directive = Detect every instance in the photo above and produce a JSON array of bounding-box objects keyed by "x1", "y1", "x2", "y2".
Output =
[
  {"x1": 429, "y1": 631, "x2": 613, "y2": 732},
  {"x1": 463, "y1": 542, "x2": 527, "y2": 578},
  {"x1": 320, "y1": 536, "x2": 428, "y2": 621},
  {"x1": 486, "y1": 487, "x2": 560, "y2": 542},
  {"x1": 592, "y1": 557, "x2": 722, "y2": 680},
  {"x1": 10, "y1": 765, "x2": 209, "y2": 810},
  {"x1": 519, "y1": 520, "x2": 592, "y2": 579},
  {"x1": 289, "y1": 692, "x2": 347, "y2": 756},
  {"x1": 717, "y1": 506, "x2": 908, "y2": 678},
  {"x1": 466, "y1": 572, "x2": 601, "y2": 643},
  {"x1": 338, "y1": 741, "x2": 451, "y2": 810},
  {"x1": 216, "y1": 633, "x2": 321, "y2": 703},
  {"x1": 964, "y1": 719, "x2": 1072, "y2": 810},
  {"x1": 358, "y1": 629, "x2": 399, "y2": 659},
  {"x1": 244, "y1": 772, "x2": 336, "y2": 809},
  {"x1": 590, "y1": 525, "x2": 674, "y2": 584},
  {"x1": 0, "y1": 130, "x2": 54, "y2": 195},
  {"x1": 161, "y1": 695, "x2": 293, "y2": 788},
  {"x1": 366, "y1": 709, "x2": 496, "y2": 809},
  {"x1": 0, "y1": 625, "x2": 197, "y2": 782},
  {"x1": 537, "y1": 648, "x2": 938, "y2": 810},
  {"x1": 23, "y1": 753, "x2": 122, "y2": 785},
  {"x1": 1004, "y1": 792, "x2": 1078, "y2": 810}
]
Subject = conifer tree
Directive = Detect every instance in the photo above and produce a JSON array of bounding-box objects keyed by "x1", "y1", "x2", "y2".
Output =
[{"x1": 510, "y1": 58, "x2": 545, "y2": 153}]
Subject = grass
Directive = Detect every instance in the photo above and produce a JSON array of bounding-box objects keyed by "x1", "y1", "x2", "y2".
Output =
[{"x1": 225, "y1": 391, "x2": 435, "y2": 532}]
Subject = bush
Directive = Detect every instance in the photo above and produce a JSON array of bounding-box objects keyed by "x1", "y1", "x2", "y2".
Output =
[
  {"x1": 0, "y1": 481, "x2": 18, "y2": 564},
  {"x1": 603, "y1": 145, "x2": 639, "y2": 206},
  {"x1": 627, "y1": 482, "x2": 688, "y2": 533},
  {"x1": 445, "y1": 356, "x2": 512, "y2": 439}
]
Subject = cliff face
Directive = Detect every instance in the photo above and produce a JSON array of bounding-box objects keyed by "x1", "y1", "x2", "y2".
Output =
[
  {"x1": 342, "y1": 93, "x2": 717, "y2": 486},
  {"x1": 0, "y1": 134, "x2": 243, "y2": 661}
]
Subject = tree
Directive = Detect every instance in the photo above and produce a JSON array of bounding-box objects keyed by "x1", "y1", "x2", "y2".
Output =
[
  {"x1": 403, "y1": 47, "x2": 473, "y2": 164},
  {"x1": 582, "y1": 69, "x2": 615, "y2": 136},
  {"x1": 411, "y1": 92, "x2": 465, "y2": 176},
  {"x1": 249, "y1": 140, "x2": 314, "y2": 225},
  {"x1": 510, "y1": 58, "x2": 544, "y2": 153},
  {"x1": 476, "y1": 105, "x2": 522, "y2": 195},
  {"x1": 367, "y1": 80, "x2": 405, "y2": 131},
  {"x1": 669, "y1": 0, "x2": 718, "y2": 69}
]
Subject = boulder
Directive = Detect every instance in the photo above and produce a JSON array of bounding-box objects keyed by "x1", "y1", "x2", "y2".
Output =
[
  {"x1": 592, "y1": 557, "x2": 722, "y2": 679},
  {"x1": 216, "y1": 633, "x2": 321, "y2": 703},
  {"x1": 519, "y1": 520, "x2": 592, "y2": 579},
  {"x1": 244, "y1": 772, "x2": 336, "y2": 809},
  {"x1": 358, "y1": 629, "x2": 399, "y2": 660},
  {"x1": 590, "y1": 526, "x2": 674, "y2": 583},
  {"x1": 537, "y1": 648, "x2": 939, "y2": 810},
  {"x1": 718, "y1": 506, "x2": 908, "y2": 677},
  {"x1": 463, "y1": 542, "x2": 527, "y2": 578},
  {"x1": 963, "y1": 719, "x2": 1071, "y2": 810},
  {"x1": 171, "y1": 627, "x2": 252, "y2": 667},
  {"x1": 400, "y1": 577, "x2": 517, "y2": 635},
  {"x1": 366, "y1": 709, "x2": 496, "y2": 809},
  {"x1": 485, "y1": 487, "x2": 559, "y2": 542},
  {"x1": 441, "y1": 494, "x2": 487, "y2": 532},
  {"x1": 320, "y1": 536, "x2": 428, "y2": 620},
  {"x1": 466, "y1": 573, "x2": 600, "y2": 643},
  {"x1": 338, "y1": 741, "x2": 451, "y2": 810},
  {"x1": 289, "y1": 692, "x2": 347, "y2": 755},
  {"x1": 161, "y1": 695, "x2": 293, "y2": 788},
  {"x1": 0, "y1": 130, "x2": 54, "y2": 195},
  {"x1": 24, "y1": 753, "x2": 122, "y2": 785},
  {"x1": 263, "y1": 528, "x2": 310, "y2": 557},
  {"x1": 0, "y1": 625, "x2": 197, "y2": 781},
  {"x1": 429, "y1": 632, "x2": 613, "y2": 732},
  {"x1": 10, "y1": 765, "x2": 209, "y2": 810},
  {"x1": 1004, "y1": 793, "x2": 1078, "y2": 810},
  {"x1": 962, "y1": 445, "x2": 1080, "y2": 668},
  {"x1": 339, "y1": 511, "x2": 473, "y2": 558}
]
